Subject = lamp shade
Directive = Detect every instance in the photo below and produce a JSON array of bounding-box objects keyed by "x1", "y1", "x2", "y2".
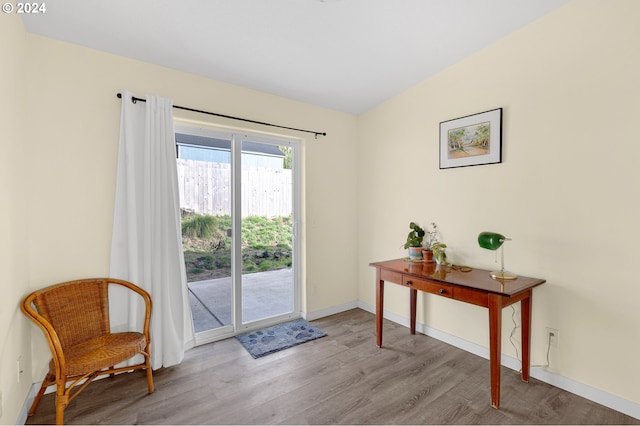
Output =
[{"x1": 478, "y1": 232, "x2": 506, "y2": 250}]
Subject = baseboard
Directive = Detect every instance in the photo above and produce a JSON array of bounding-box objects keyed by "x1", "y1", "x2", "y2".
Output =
[
  {"x1": 357, "y1": 301, "x2": 640, "y2": 421},
  {"x1": 16, "y1": 382, "x2": 38, "y2": 425},
  {"x1": 304, "y1": 300, "x2": 359, "y2": 321}
]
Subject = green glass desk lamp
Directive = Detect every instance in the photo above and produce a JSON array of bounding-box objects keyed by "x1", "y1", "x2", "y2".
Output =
[{"x1": 478, "y1": 232, "x2": 517, "y2": 280}]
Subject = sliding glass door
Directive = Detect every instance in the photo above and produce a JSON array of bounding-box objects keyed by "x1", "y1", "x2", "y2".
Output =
[
  {"x1": 176, "y1": 126, "x2": 300, "y2": 344},
  {"x1": 237, "y1": 136, "x2": 297, "y2": 327}
]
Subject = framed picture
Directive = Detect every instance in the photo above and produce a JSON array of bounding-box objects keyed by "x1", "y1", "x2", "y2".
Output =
[{"x1": 439, "y1": 108, "x2": 502, "y2": 169}]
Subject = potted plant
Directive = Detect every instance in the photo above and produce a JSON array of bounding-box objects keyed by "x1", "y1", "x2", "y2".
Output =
[
  {"x1": 403, "y1": 222, "x2": 425, "y2": 260},
  {"x1": 431, "y1": 241, "x2": 447, "y2": 264},
  {"x1": 422, "y1": 222, "x2": 439, "y2": 262}
]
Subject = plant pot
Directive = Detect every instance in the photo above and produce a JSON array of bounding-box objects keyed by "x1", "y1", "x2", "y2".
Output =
[
  {"x1": 407, "y1": 247, "x2": 423, "y2": 261},
  {"x1": 422, "y1": 249, "x2": 434, "y2": 263}
]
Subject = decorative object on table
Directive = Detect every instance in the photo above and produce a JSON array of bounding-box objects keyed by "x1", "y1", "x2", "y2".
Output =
[
  {"x1": 432, "y1": 263, "x2": 450, "y2": 279},
  {"x1": 423, "y1": 222, "x2": 441, "y2": 263},
  {"x1": 478, "y1": 231, "x2": 517, "y2": 280},
  {"x1": 440, "y1": 108, "x2": 502, "y2": 169},
  {"x1": 421, "y1": 249, "x2": 434, "y2": 262},
  {"x1": 236, "y1": 319, "x2": 327, "y2": 358},
  {"x1": 431, "y1": 241, "x2": 448, "y2": 264},
  {"x1": 403, "y1": 222, "x2": 425, "y2": 260}
]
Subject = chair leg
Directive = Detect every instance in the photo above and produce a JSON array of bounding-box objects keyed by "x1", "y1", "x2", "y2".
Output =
[
  {"x1": 145, "y1": 357, "x2": 154, "y2": 394},
  {"x1": 28, "y1": 371, "x2": 54, "y2": 416},
  {"x1": 146, "y1": 368, "x2": 154, "y2": 394},
  {"x1": 55, "y1": 387, "x2": 68, "y2": 425}
]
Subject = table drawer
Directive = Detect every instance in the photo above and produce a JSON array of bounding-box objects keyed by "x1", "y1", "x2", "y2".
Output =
[{"x1": 402, "y1": 275, "x2": 453, "y2": 298}]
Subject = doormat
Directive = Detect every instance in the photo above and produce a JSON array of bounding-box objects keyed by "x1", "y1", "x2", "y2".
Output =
[{"x1": 236, "y1": 319, "x2": 327, "y2": 358}]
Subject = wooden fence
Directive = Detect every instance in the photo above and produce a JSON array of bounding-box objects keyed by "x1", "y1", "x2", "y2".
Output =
[{"x1": 176, "y1": 159, "x2": 292, "y2": 217}]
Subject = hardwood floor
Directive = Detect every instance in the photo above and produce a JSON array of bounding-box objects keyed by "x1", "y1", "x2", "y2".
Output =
[{"x1": 26, "y1": 309, "x2": 638, "y2": 425}]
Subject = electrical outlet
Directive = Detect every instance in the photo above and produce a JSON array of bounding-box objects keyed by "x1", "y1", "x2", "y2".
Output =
[{"x1": 546, "y1": 327, "x2": 559, "y2": 347}]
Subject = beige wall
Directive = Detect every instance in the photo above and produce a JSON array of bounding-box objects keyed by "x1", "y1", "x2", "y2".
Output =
[
  {"x1": 1, "y1": 18, "x2": 358, "y2": 424},
  {"x1": 0, "y1": 13, "x2": 32, "y2": 425},
  {"x1": 357, "y1": 0, "x2": 639, "y2": 407}
]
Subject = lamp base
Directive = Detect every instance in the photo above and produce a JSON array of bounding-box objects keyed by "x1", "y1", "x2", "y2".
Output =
[{"x1": 490, "y1": 270, "x2": 517, "y2": 280}]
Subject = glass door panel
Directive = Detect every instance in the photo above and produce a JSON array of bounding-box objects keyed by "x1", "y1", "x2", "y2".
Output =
[
  {"x1": 240, "y1": 138, "x2": 295, "y2": 325},
  {"x1": 176, "y1": 132, "x2": 234, "y2": 338}
]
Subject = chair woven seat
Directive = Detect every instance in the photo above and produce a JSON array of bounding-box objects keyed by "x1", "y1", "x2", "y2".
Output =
[
  {"x1": 54, "y1": 332, "x2": 148, "y2": 377},
  {"x1": 22, "y1": 278, "x2": 154, "y2": 425}
]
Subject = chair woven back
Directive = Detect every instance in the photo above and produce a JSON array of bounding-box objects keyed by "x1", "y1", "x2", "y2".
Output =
[{"x1": 30, "y1": 279, "x2": 111, "y2": 349}]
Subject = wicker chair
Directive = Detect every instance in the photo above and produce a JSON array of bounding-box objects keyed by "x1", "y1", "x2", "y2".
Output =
[{"x1": 21, "y1": 278, "x2": 154, "y2": 425}]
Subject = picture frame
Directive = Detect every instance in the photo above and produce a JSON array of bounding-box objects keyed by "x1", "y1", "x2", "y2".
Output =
[{"x1": 439, "y1": 108, "x2": 502, "y2": 169}]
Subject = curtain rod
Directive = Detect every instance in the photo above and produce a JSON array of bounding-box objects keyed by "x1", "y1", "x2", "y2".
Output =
[{"x1": 116, "y1": 93, "x2": 326, "y2": 138}]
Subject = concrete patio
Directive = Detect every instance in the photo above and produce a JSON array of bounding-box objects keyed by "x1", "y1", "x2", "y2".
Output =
[{"x1": 187, "y1": 268, "x2": 293, "y2": 332}]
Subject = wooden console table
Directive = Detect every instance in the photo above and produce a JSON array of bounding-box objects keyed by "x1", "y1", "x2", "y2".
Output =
[{"x1": 370, "y1": 258, "x2": 546, "y2": 408}]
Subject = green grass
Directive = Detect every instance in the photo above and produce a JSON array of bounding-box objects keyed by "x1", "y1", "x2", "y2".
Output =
[
  {"x1": 182, "y1": 214, "x2": 231, "y2": 240},
  {"x1": 182, "y1": 213, "x2": 292, "y2": 280},
  {"x1": 241, "y1": 215, "x2": 292, "y2": 250}
]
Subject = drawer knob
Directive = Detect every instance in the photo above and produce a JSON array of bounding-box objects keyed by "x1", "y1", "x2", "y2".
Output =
[
  {"x1": 405, "y1": 280, "x2": 412, "y2": 286},
  {"x1": 439, "y1": 288, "x2": 445, "y2": 294}
]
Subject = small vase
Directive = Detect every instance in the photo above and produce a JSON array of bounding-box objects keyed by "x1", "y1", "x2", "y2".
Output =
[
  {"x1": 407, "y1": 247, "x2": 423, "y2": 261},
  {"x1": 422, "y1": 249, "x2": 434, "y2": 263}
]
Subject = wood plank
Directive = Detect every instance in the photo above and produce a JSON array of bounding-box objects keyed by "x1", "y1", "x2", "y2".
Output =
[{"x1": 176, "y1": 159, "x2": 291, "y2": 217}]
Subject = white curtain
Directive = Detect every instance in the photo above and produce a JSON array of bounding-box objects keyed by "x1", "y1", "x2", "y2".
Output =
[{"x1": 110, "y1": 90, "x2": 195, "y2": 369}]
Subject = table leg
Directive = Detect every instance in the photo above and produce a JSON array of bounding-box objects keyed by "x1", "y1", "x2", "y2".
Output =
[
  {"x1": 376, "y1": 271, "x2": 384, "y2": 348},
  {"x1": 488, "y1": 293, "x2": 503, "y2": 409},
  {"x1": 521, "y1": 291, "x2": 532, "y2": 382},
  {"x1": 410, "y1": 288, "x2": 417, "y2": 335}
]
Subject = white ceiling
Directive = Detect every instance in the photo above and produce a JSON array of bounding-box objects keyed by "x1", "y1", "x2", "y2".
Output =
[{"x1": 22, "y1": 0, "x2": 568, "y2": 115}]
